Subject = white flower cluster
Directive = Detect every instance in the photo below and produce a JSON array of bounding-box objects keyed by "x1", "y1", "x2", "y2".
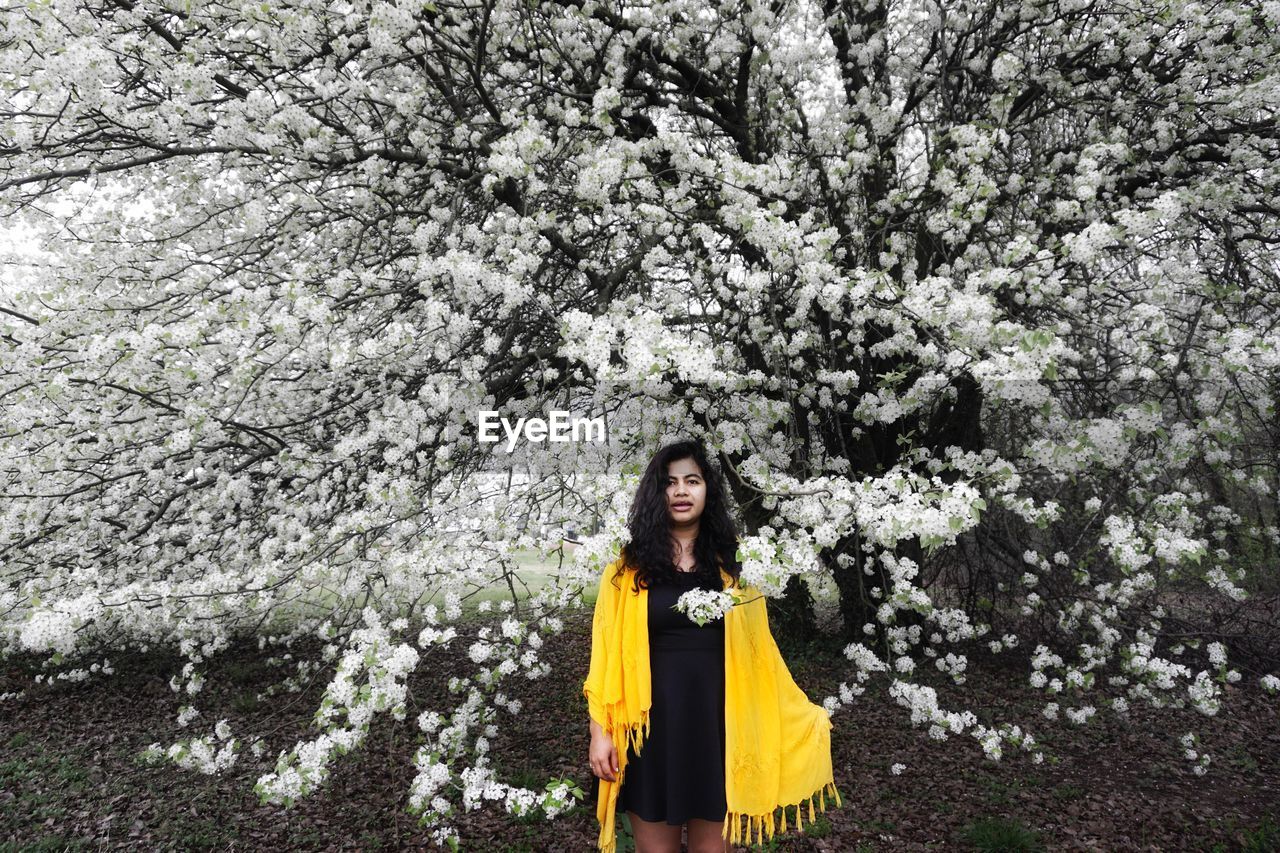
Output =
[
  {"x1": 407, "y1": 684, "x2": 582, "y2": 837},
  {"x1": 824, "y1": 641, "x2": 887, "y2": 716},
  {"x1": 1150, "y1": 525, "x2": 1206, "y2": 565},
  {"x1": 558, "y1": 305, "x2": 726, "y2": 384},
  {"x1": 458, "y1": 763, "x2": 581, "y2": 820},
  {"x1": 988, "y1": 634, "x2": 1019, "y2": 654},
  {"x1": 841, "y1": 642, "x2": 881, "y2": 674},
  {"x1": 176, "y1": 704, "x2": 200, "y2": 727},
  {"x1": 33, "y1": 656, "x2": 115, "y2": 685},
  {"x1": 839, "y1": 678, "x2": 866, "y2": 708},
  {"x1": 934, "y1": 652, "x2": 968, "y2": 684},
  {"x1": 573, "y1": 138, "x2": 635, "y2": 206},
  {"x1": 255, "y1": 608, "x2": 419, "y2": 806},
  {"x1": 891, "y1": 680, "x2": 966, "y2": 732},
  {"x1": 852, "y1": 469, "x2": 987, "y2": 553},
  {"x1": 408, "y1": 750, "x2": 454, "y2": 816},
  {"x1": 366, "y1": 0, "x2": 419, "y2": 56},
  {"x1": 1119, "y1": 637, "x2": 1228, "y2": 716},
  {"x1": 882, "y1": 674, "x2": 1040, "y2": 762},
  {"x1": 19, "y1": 595, "x2": 99, "y2": 656},
  {"x1": 1180, "y1": 732, "x2": 1212, "y2": 776},
  {"x1": 1099, "y1": 515, "x2": 1154, "y2": 574},
  {"x1": 673, "y1": 588, "x2": 739, "y2": 626},
  {"x1": 1204, "y1": 567, "x2": 1248, "y2": 601},
  {"x1": 463, "y1": 615, "x2": 552, "y2": 692},
  {"x1": 1132, "y1": 644, "x2": 1182, "y2": 690},
  {"x1": 481, "y1": 118, "x2": 552, "y2": 187},
  {"x1": 160, "y1": 634, "x2": 235, "y2": 733},
  {"x1": 559, "y1": 310, "x2": 618, "y2": 380},
  {"x1": 255, "y1": 726, "x2": 364, "y2": 807},
  {"x1": 142, "y1": 717, "x2": 239, "y2": 775},
  {"x1": 1029, "y1": 644, "x2": 1063, "y2": 691},
  {"x1": 417, "y1": 623, "x2": 457, "y2": 646},
  {"x1": 401, "y1": 589, "x2": 577, "y2": 835},
  {"x1": 1187, "y1": 671, "x2": 1222, "y2": 716},
  {"x1": 732, "y1": 527, "x2": 824, "y2": 598},
  {"x1": 1064, "y1": 705, "x2": 1096, "y2": 725}
]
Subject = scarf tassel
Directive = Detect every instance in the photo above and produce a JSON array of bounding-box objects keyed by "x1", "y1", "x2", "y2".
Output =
[
  {"x1": 597, "y1": 711, "x2": 652, "y2": 853},
  {"x1": 622, "y1": 711, "x2": 651, "y2": 757},
  {"x1": 720, "y1": 780, "x2": 844, "y2": 846}
]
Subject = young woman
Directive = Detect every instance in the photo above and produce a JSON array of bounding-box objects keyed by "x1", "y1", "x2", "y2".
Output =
[{"x1": 583, "y1": 439, "x2": 841, "y2": 853}]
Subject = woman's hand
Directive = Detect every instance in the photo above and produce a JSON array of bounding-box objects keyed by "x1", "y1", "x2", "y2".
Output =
[{"x1": 589, "y1": 720, "x2": 618, "y2": 782}]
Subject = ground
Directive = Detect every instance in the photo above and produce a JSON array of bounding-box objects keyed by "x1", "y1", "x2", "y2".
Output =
[{"x1": 2, "y1": 603, "x2": 1278, "y2": 852}]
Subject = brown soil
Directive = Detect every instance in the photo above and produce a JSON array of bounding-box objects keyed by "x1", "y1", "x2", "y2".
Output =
[{"x1": 1, "y1": 608, "x2": 1277, "y2": 851}]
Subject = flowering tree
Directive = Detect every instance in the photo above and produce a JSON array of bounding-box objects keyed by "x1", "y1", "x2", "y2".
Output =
[{"x1": 3, "y1": 0, "x2": 1279, "y2": 844}]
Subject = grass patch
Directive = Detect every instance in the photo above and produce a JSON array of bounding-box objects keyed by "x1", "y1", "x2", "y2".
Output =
[
  {"x1": 1221, "y1": 743, "x2": 1260, "y2": 774},
  {"x1": 0, "y1": 746, "x2": 91, "y2": 827},
  {"x1": 1, "y1": 840, "x2": 92, "y2": 852},
  {"x1": 977, "y1": 775, "x2": 1027, "y2": 807},
  {"x1": 494, "y1": 838, "x2": 538, "y2": 853},
  {"x1": 860, "y1": 816, "x2": 897, "y2": 834},
  {"x1": 802, "y1": 812, "x2": 833, "y2": 838},
  {"x1": 960, "y1": 816, "x2": 1044, "y2": 852},
  {"x1": 1240, "y1": 816, "x2": 1280, "y2": 852},
  {"x1": 613, "y1": 811, "x2": 637, "y2": 853},
  {"x1": 734, "y1": 805, "x2": 835, "y2": 851},
  {"x1": 1204, "y1": 814, "x2": 1280, "y2": 853},
  {"x1": 1050, "y1": 782, "x2": 1084, "y2": 802},
  {"x1": 170, "y1": 816, "x2": 232, "y2": 849},
  {"x1": 222, "y1": 658, "x2": 262, "y2": 684},
  {"x1": 231, "y1": 691, "x2": 261, "y2": 713},
  {"x1": 356, "y1": 830, "x2": 386, "y2": 850}
]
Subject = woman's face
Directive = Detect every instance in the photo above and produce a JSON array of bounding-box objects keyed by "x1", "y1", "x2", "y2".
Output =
[{"x1": 665, "y1": 457, "x2": 706, "y2": 525}]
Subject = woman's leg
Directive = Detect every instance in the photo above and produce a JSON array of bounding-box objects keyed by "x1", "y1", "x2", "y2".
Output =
[
  {"x1": 626, "y1": 811, "x2": 682, "y2": 853},
  {"x1": 686, "y1": 817, "x2": 730, "y2": 853}
]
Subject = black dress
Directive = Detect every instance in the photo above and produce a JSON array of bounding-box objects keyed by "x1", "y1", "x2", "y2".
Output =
[{"x1": 618, "y1": 565, "x2": 727, "y2": 825}]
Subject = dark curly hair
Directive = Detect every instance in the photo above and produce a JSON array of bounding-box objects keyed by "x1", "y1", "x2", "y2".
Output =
[{"x1": 613, "y1": 438, "x2": 742, "y2": 593}]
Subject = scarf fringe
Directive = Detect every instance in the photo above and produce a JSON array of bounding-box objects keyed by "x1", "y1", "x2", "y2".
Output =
[
  {"x1": 596, "y1": 709, "x2": 651, "y2": 853},
  {"x1": 720, "y1": 780, "x2": 844, "y2": 846}
]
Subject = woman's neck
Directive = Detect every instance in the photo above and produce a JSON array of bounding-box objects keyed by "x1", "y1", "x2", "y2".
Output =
[{"x1": 672, "y1": 534, "x2": 698, "y2": 572}]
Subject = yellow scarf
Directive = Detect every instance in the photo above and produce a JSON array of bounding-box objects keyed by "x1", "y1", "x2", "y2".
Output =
[{"x1": 582, "y1": 556, "x2": 842, "y2": 851}]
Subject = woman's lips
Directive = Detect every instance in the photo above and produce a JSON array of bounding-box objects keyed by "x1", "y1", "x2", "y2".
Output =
[{"x1": 672, "y1": 503, "x2": 692, "y2": 510}]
